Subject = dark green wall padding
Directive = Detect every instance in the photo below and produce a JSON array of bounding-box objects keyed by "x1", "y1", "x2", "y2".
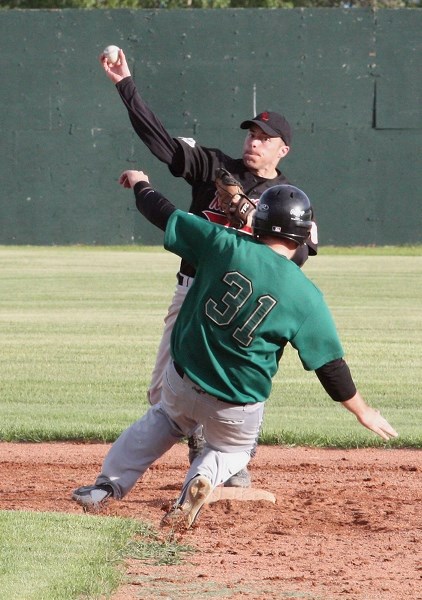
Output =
[{"x1": 0, "y1": 8, "x2": 421, "y2": 246}]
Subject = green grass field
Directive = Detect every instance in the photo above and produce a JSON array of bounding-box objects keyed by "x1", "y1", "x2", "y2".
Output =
[
  {"x1": 0, "y1": 245, "x2": 420, "y2": 446},
  {"x1": 0, "y1": 245, "x2": 421, "y2": 599},
  {"x1": 0, "y1": 511, "x2": 192, "y2": 600}
]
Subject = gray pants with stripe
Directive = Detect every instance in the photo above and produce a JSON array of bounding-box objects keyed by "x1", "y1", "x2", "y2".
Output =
[{"x1": 96, "y1": 360, "x2": 264, "y2": 500}]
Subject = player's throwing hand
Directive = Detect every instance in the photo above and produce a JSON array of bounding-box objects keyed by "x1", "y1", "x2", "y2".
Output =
[{"x1": 100, "y1": 48, "x2": 131, "y2": 84}]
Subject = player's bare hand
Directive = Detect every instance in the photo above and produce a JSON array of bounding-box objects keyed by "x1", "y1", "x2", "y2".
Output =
[
  {"x1": 355, "y1": 407, "x2": 398, "y2": 441},
  {"x1": 119, "y1": 170, "x2": 150, "y2": 189},
  {"x1": 342, "y1": 393, "x2": 398, "y2": 441},
  {"x1": 100, "y1": 48, "x2": 131, "y2": 84}
]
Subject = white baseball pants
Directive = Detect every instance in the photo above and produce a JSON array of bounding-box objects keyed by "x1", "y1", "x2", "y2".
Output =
[
  {"x1": 96, "y1": 360, "x2": 264, "y2": 499},
  {"x1": 147, "y1": 274, "x2": 193, "y2": 406}
]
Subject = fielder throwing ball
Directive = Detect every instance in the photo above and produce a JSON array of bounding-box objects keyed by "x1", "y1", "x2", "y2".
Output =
[{"x1": 72, "y1": 174, "x2": 398, "y2": 528}]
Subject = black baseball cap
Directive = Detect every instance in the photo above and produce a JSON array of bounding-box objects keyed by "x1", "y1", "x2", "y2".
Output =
[{"x1": 240, "y1": 111, "x2": 292, "y2": 146}]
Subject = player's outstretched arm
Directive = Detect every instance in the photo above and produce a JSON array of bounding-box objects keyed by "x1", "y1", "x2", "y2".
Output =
[
  {"x1": 99, "y1": 48, "x2": 131, "y2": 84},
  {"x1": 341, "y1": 392, "x2": 398, "y2": 441},
  {"x1": 105, "y1": 53, "x2": 181, "y2": 168}
]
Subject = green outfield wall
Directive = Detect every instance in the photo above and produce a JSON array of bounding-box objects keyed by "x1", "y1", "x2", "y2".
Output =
[{"x1": 0, "y1": 8, "x2": 421, "y2": 246}]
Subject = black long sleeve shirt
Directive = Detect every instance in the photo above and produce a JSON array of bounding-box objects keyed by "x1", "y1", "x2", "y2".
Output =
[{"x1": 117, "y1": 77, "x2": 317, "y2": 276}]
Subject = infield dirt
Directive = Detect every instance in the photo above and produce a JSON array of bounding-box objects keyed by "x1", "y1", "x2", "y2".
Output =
[{"x1": 0, "y1": 442, "x2": 420, "y2": 600}]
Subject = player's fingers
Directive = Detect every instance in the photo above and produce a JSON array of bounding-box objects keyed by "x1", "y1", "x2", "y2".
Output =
[
  {"x1": 373, "y1": 416, "x2": 398, "y2": 441},
  {"x1": 376, "y1": 428, "x2": 393, "y2": 441},
  {"x1": 376, "y1": 411, "x2": 398, "y2": 437},
  {"x1": 119, "y1": 172, "x2": 130, "y2": 187},
  {"x1": 380, "y1": 423, "x2": 399, "y2": 439},
  {"x1": 359, "y1": 409, "x2": 398, "y2": 441}
]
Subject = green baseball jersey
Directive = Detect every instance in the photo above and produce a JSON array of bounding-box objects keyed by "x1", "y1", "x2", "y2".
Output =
[{"x1": 165, "y1": 210, "x2": 343, "y2": 404}]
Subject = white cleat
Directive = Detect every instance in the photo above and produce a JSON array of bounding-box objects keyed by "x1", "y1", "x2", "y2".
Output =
[{"x1": 162, "y1": 475, "x2": 213, "y2": 529}]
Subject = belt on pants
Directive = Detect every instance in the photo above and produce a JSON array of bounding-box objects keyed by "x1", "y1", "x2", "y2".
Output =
[
  {"x1": 177, "y1": 272, "x2": 194, "y2": 287},
  {"x1": 172, "y1": 361, "x2": 257, "y2": 407}
]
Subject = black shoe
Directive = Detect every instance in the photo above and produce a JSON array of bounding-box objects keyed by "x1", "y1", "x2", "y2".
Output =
[{"x1": 72, "y1": 484, "x2": 113, "y2": 509}]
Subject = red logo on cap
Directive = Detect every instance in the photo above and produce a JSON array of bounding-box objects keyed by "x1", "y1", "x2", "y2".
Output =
[{"x1": 260, "y1": 112, "x2": 270, "y2": 122}]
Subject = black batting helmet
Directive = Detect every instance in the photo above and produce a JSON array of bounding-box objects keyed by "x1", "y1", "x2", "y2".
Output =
[{"x1": 253, "y1": 185, "x2": 313, "y2": 246}]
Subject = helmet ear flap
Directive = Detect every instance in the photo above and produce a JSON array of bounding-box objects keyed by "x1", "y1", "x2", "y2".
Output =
[{"x1": 253, "y1": 185, "x2": 313, "y2": 245}]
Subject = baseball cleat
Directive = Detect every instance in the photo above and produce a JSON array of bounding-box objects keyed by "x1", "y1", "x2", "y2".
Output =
[
  {"x1": 72, "y1": 484, "x2": 113, "y2": 509},
  {"x1": 162, "y1": 474, "x2": 212, "y2": 529},
  {"x1": 224, "y1": 467, "x2": 251, "y2": 488}
]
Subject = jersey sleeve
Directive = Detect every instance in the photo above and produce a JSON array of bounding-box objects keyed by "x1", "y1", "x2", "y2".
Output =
[
  {"x1": 290, "y1": 298, "x2": 344, "y2": 371},
  {"x1": 133, "y1": 181, "x2": 176, "y2": 231},
  {"x1": 116, "y1": 78, "x2": 234, "y2": 187},
  {"x1": 169, "y1": 140, "x2": 235, "y2": 185},
  {"x1": 116, "y1": 77, "x2": 182, "y2": 168}
]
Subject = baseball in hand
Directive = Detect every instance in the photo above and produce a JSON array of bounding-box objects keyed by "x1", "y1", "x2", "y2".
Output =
[{"x1": 103, "y1": 45, "x2": 120, "y2": 65}]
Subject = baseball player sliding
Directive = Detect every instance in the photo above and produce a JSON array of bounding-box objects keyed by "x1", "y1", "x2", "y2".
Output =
[
  {"x1": 97, "y1": 48, "x2": 318, "y2": 487},
  {"x1": 72, "y1": 173, "x2": 398, "y2": 529}
]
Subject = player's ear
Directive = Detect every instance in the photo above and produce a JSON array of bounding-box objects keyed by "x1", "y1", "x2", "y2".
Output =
[{"x1": 278, "y1": 142, "x2": 290, "y2": 159}]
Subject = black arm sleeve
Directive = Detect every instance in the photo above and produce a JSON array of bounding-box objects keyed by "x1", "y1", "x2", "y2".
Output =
[
  {"x1": 116, "y1": 77, "x2": 182, "y2": 168},
  {"x1": 315, "y1": 358, "x2": 357, "y2": 402},
  {"x1": 133, "y1": 181, "x2": 176, "y2": 231}
]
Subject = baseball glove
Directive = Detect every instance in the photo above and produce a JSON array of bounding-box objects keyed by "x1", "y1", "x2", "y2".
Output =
[{"x1": 214, "y1": 168, "x2": 256, "y2": 228}]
